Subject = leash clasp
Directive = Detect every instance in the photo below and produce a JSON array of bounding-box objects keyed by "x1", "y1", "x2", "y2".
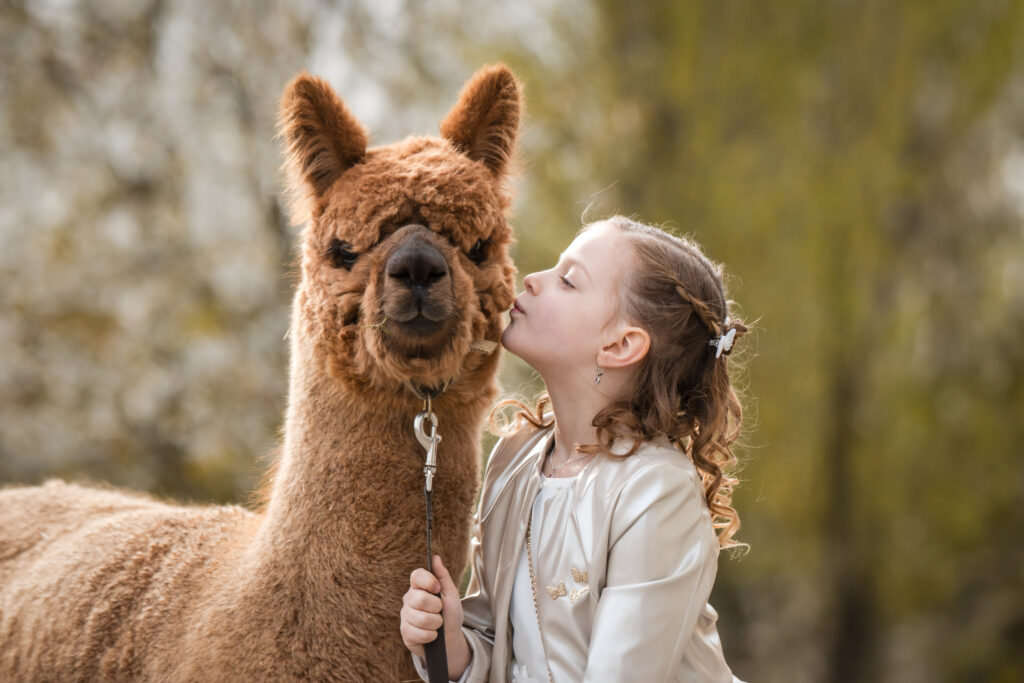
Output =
[{"x1": 414, "y1": 407, "x2": 441, "y2": 492}]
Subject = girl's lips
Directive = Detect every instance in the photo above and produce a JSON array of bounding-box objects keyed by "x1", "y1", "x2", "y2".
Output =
[{"x1": 511, "y1": 300, "x2": 525, "y2": 315}]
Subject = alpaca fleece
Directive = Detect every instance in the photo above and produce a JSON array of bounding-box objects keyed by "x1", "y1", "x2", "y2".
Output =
[{"x1": 0, "y1": 63, "x2": 522, "y2": 682}]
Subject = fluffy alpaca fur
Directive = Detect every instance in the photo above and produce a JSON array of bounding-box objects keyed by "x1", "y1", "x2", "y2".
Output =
[{"x1": 0, "y1": 64, "x2": 521, "y2": 681}]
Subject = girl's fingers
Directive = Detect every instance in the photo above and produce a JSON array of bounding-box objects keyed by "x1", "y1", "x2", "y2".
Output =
[
  {"x1": 401, "y1": 565, "x2": 454, "y2": 658},
  {"x1": 403, "y1": 623, "x2": 439, "y2": 645},
  {"x1": 403, "y1": 587, "x2": 442, "y2": 613},
  {"x1": 410, "y1": 567, "x2": 441, "y2": 593},
  {"x1": 430, "y1": 555, "x2": 465, "y2": 631},
  {"x1": 431, "y1": 555, "x2": 457, "y2": 595},
  {"x1": 401, "y1": 604, "x2": 443, "y2": 631}
]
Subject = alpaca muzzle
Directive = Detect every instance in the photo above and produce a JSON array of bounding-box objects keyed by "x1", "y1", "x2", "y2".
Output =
[{"x1": 383, "y1": 229, "x2": 456, "y2": 332}]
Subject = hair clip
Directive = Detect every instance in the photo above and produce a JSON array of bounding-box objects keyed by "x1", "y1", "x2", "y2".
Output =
[{"x1": 709, "y1": 326, "x2": 737, "y2": 358}]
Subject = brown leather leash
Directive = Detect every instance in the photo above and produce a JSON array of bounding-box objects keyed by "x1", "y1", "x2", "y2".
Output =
[
  {"x1": 408, "y1": 380, "x2": 452, "y2": 683},
  {"x1": 404, "y1": 338, "x2": 495, "y2": 681}
]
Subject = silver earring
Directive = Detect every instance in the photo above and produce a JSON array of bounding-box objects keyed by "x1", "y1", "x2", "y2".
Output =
[{"x1": 594, "y1": 366, "x2": 604, "y2": 384}]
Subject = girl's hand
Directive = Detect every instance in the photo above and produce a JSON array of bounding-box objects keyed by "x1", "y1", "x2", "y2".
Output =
[{"x1": 400, "y1": 555, "x2": 471, "y2": 679}]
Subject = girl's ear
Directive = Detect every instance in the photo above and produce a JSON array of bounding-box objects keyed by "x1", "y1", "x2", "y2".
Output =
[
  {"x1": 278, "y1": 72, "x2": 369, "y2": 224},
  {"x1": 598, "y1": 326, "x2": 651, "y2": 369},
  {"x1": 440, "y1": 63, "x2": 522, "y2": 178}
]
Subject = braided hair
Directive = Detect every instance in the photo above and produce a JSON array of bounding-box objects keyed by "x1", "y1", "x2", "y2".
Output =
[{"x1": 494, "y1": 215, "x2": 750, "y2": 550}]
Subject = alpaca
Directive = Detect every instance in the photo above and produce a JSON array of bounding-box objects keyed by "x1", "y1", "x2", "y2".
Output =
[{"x1": 0, "y1": 64, "x2": 521, "y2": 682}]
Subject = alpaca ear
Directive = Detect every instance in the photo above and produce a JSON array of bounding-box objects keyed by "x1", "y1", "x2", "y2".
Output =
[
  {"x1": 278, "y1": 72, "x2": 368, "y2": 222},
  {"x1": 440, "y1": 63, "x2": 522, "y2": 178}
]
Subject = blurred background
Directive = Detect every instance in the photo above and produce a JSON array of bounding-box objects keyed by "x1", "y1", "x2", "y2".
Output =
[{"x1": 2, "y1": 1, "x2": 1022, "y2": 681}]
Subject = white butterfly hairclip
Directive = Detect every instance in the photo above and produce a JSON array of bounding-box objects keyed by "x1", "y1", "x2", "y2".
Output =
[{"x1": 709, "y1": 319, "x2": 737, "y2": 358}]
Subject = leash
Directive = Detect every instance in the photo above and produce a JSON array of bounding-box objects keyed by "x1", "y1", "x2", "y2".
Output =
[
  {"x1": 410, "y1": 381, "x2": 451, "y2": 683},
  {"x1": 405, "y1": 339, "x2": 495, "y2": 681}
]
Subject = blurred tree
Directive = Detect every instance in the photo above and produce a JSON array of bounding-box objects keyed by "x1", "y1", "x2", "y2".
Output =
[{"x1": 0, "y1": 0, "x2": 316, "y2": 502}]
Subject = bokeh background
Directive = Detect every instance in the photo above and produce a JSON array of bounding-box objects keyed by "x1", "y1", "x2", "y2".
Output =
[{"x1": 2, "y1": 1, "x2": 1023, "y2": 681}]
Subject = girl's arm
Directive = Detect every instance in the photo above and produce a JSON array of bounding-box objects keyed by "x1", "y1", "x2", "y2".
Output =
[{"x1": 582, "y1": 462, "x2": 741, "y2": 682}]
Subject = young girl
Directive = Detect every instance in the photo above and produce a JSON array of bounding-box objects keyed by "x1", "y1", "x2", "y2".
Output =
[{"x1": 400, "y1": 215, "x2": 749, "y2": 682}]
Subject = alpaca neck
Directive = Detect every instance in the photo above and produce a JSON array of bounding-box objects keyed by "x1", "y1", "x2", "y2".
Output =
[{"x1": 256, "y1": 337, "x2": 481, "y2": 570}]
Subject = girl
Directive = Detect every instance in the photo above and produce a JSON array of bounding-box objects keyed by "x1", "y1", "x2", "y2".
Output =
[{"x1": 400, "y1": 215, "x2": 749, "y2": 682}]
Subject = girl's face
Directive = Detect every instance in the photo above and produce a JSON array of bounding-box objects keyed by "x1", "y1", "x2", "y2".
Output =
[{"x1": 502, "y1": 221, "x2": 634, "y2": 378}]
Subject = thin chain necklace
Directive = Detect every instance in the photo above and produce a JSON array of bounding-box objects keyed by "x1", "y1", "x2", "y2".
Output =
[
  {"x1": 543, "y1": 438, "x2": 592, "y2": 477},
  {"x1": 526, "y1": 507, "x2": 556, "y2": 683}
]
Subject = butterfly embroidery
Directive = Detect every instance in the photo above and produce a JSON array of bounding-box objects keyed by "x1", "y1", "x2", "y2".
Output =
[
  {"x1": 548, "y1": 567, "x2": 590, "y2": 603},
  {"x1": 546, "y1": 582, "x2": 566, "y2": 600}
]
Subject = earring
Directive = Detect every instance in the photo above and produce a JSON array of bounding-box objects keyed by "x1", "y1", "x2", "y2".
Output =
[{"x1": 594, "y1": 366, "x2": 604, "y2": 384}]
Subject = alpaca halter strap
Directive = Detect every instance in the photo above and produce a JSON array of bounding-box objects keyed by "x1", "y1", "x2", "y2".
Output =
[
  {"x1": 404, "y1": 378, "x2": 453, "y2": 404},
  {"x1": 401, "y1": 336, "x2": 497, "y2": 402}
]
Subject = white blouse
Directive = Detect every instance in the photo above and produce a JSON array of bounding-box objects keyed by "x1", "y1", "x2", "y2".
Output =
[{"x1": 508, "y1": 474, "x2": 575, "y2": 682}]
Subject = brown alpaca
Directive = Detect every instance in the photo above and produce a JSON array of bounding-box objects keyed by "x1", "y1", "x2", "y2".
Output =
[{"x1": 0, "y1": 64, "x2": 521, "y2": 682}]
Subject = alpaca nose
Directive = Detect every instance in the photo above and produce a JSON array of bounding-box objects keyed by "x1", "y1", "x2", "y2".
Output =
[{"x1": 386, "y1": 239, "x2": 449, "y2": 290}]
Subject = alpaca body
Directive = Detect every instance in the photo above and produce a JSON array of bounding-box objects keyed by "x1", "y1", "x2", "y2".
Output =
[
  {"x1": 0, "y1": 64, "x2": 521, "y2": 681},
  {"x1": 0, "y1": 482, "x2": 255, "y2": 679},
  {"x1": 0, "y1": 379, "x2": 484, "y2": 681}
]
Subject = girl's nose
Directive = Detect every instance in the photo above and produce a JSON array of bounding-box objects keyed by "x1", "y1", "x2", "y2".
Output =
[{"x1": 523, "y1": 271, "x2": 539, "y2": 294}]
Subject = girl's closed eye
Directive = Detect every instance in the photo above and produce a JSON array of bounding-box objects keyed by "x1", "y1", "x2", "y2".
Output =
[{"x1": 559, "y1": 274, "x2": 575, "y2": 289}]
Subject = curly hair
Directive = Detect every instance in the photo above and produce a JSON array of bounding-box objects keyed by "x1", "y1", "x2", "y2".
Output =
[{"x1": 491, "y1": 215, "x2": 751, "y2": 550}]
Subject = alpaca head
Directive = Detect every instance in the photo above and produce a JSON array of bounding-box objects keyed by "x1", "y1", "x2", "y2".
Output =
[{"x1": 278, "y1": 65, "x2": 521, "y2": 395}]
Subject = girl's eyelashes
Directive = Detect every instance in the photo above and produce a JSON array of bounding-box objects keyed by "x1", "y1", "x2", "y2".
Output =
[{"x1": 559, "y1": 274, "x2": 575, "y2": 289}]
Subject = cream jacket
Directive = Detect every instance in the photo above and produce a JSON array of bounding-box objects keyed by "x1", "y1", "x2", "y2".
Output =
[{"x1": 414, "y1": 425, "x2": 743, "y2": 682}]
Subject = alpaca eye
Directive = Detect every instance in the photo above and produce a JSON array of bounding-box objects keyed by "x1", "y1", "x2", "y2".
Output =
[
  {"x1": 327, "y1": 239, "x2": 358, "y2": 270},
  {"x1": 467, "y1": 238, "x2": 491, "y2": 265}
]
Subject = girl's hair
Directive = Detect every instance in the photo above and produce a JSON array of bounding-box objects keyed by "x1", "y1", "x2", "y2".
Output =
[{"x1": 492, "y1": 215, "x2": 751, "y2": 550}]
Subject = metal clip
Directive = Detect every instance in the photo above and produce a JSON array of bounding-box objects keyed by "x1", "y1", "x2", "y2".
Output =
[{"x1": 414, "y1": 410, "x2": 441, "y2": 492}]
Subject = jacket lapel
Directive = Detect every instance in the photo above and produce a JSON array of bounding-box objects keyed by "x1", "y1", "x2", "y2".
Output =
[{"x1": 488, "y1": 432, "x2": 547, "y2": 680}]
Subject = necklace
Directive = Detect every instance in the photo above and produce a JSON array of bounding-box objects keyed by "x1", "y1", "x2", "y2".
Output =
[
  {"x1": 543, "y1": 439, "x2": 592, "y2": 478},
  {"x1": 526, "y1": 508, "x2": 556, "y2": 683}
]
